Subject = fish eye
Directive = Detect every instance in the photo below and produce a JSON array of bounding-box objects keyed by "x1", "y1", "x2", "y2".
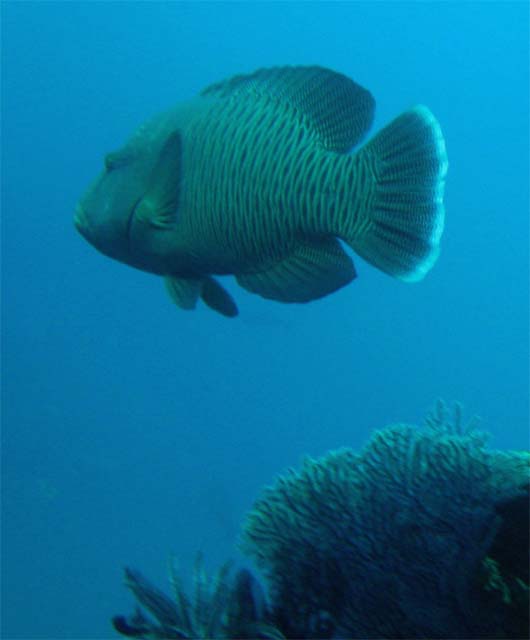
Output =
[
  {"x1": 104, "y1": 149, "x2": 133, "y2": 172},
  {"x1": 104, "y1": 152, "x2": 119, "y2": 172}
]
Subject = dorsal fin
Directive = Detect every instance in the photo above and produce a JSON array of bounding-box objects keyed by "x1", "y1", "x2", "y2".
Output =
[{"x1": 200, "y1": 66, "x2": 375, "y2": 152}]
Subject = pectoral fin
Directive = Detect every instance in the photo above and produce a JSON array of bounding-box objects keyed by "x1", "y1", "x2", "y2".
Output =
[{"x1": 136, "y1": 131, "x2": 182, "y2": 229}]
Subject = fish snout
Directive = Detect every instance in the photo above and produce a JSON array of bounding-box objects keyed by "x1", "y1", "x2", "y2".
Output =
[
  {"x1": 74, "y1": 204, "x2": 90, "y2": 237},
  {"x1": 74, "y1": 203, "x2": 86, "y2": 228}
]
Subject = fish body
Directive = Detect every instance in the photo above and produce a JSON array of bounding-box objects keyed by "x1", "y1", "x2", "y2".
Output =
[{"x1": 75, "y1": 66, "x2": 448, "y2": 316}]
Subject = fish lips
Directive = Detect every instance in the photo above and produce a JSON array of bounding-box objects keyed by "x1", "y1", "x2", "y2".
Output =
[
  {"x1": 74, "y1": 202, "x2": 133, "y2": 264},
  {"x1": 73, "y1": 203, "x2": 89, "y2": 236},
  {"x1": 75, "y1": 201, "x2": 167, "y2": 275}
]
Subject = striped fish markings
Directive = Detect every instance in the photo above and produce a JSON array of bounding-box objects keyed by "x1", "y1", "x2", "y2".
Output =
[{"x1": 75, "y1": 66, "x2": 448, "y2": 317}]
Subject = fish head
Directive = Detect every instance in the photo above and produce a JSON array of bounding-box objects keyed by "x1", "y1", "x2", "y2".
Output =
[
  {"x1": 75, "y1": 142, "x2": 156, "y2": 267},
  {"x1": 75, "y1": 127, "x2": 183, "y2": 274}
]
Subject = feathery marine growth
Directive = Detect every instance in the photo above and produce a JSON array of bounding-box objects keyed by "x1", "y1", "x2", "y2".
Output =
[
  {"x1": 75, "y1": 66, "x2": 448, "y2": 316},
  {"x1": 113, "y1": 558, "x2": 284, "y2": 639},
  {"x1": 113, "y1": 402, "x2": 529, "y2": 639}
]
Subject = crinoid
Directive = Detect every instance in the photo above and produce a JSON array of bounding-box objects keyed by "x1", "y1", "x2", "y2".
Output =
[{"x1": 112, "y1": 553, "x2": 284, "y2": 639}]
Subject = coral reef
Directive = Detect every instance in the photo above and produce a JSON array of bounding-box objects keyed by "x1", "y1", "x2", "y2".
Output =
[
  {"x1": 241, "y1": 401, "x2": 529, "y2": 638},
  {"x1": 113, "y1": 402, "x2": 529, "y2": 639}
]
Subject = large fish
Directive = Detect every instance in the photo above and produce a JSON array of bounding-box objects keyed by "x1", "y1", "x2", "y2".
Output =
[{"x1": 75, "y1": 66, "x2": 448, "y2": 317}]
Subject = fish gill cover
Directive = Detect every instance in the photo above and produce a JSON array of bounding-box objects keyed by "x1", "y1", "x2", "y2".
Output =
[{"x1": 113, "y1": 402, "x2": 530, "y2": 639}]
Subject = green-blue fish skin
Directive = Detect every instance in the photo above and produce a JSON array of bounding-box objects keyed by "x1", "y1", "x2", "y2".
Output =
[{"x1": 75, "y1": 66, "x2": 448, "y2": 317}]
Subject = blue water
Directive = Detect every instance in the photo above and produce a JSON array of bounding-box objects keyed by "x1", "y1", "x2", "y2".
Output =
[{"x1": 1, "y1": 2, "x2": 528, "y2": 638}]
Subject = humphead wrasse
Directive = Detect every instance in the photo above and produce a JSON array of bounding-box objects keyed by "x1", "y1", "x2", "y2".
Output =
[{"x1": 75, "y1": 66, "x2": 448, "y2": 317}]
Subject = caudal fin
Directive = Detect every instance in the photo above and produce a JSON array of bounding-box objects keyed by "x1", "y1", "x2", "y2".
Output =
[{"x1": 347, "y1": 105, "x2": 448, "y2": 281}]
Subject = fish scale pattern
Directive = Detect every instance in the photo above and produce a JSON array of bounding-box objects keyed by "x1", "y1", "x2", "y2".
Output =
[
  {"x1": 181, "y1": 91, "x2": 356, "y2": 273},
  {"x1": 181, "y1": 96, "x2": 301, "y2": 268},
  {"x1": 201, "y1": 65, "x2": 375, "y2": 152}
]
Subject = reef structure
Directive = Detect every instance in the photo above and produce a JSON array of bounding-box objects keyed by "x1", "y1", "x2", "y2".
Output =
[{"x1": 113, "y1": 402, "x2": 529, "y2": 639}]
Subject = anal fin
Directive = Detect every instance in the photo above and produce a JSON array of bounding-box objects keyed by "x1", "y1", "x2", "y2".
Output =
[{"x1": 236, "y1": 237, "x2": 356, "y2": 303}]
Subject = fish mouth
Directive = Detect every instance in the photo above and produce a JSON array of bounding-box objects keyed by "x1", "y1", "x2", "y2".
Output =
[
  {"x1": 126, "y1": 198, "x2": 140, "y2": 242},
  {"x1": 74, "y1": 203, "x2": 89, "y2": 235}
]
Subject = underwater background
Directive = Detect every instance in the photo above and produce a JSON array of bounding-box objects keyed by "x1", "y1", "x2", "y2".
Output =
[{"x1": 1, "y1": 2, "x2": 528, "y2": 638}]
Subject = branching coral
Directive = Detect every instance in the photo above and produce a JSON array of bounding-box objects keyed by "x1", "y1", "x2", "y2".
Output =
[{"x1": 241, "y1": 401, "x2": 529, "y2": 638}]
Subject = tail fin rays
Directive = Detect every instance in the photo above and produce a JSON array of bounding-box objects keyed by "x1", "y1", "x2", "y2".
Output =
[{"x1": 348, "y1": 105, "x2": 448, "y2": 281}]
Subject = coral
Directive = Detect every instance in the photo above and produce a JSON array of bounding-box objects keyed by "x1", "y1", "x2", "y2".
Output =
[
  {"x1": 113, "y1": 402, "x2": 529, "y2": 639},
  {"x1": 241, "y1": 401, "x2": 529, "y2": 638}
]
